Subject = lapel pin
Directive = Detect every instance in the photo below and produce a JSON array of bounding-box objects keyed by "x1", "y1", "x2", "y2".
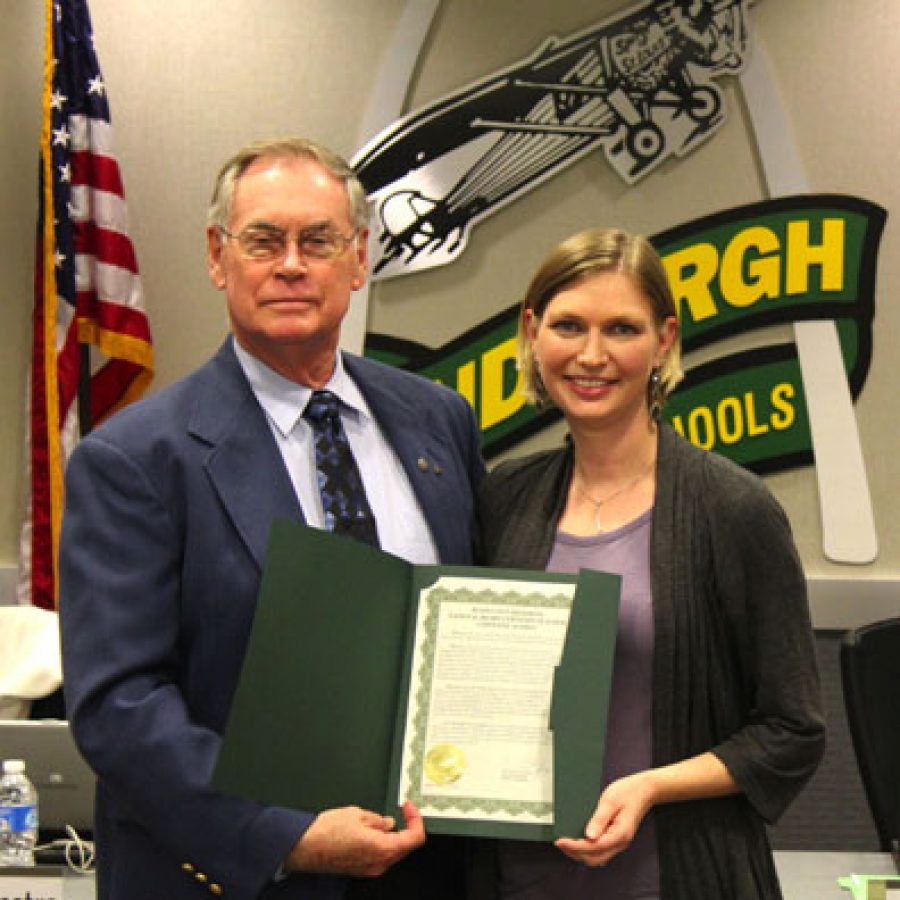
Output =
[{"x1": 416, "y1": 456, "x2": 443, "y2": 475}]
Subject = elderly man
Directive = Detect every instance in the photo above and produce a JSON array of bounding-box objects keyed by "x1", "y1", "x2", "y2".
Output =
[{"x1": 59, "y1": 137, "x2": 484, "y2": 900}]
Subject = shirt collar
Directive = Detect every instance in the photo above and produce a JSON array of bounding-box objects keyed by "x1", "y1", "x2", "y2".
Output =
[{"x1": 232, "y1": 340, "x2": 372, "y2": 437}]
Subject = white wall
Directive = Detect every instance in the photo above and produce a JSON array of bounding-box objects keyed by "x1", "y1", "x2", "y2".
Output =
[{"x1": 2, "y1": 0, "x2": 899, "y2": 624}]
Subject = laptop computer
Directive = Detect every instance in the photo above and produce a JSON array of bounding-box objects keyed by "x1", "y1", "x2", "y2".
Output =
[{"x1": 0, "y1": 719, "x2": 95, "y2": 831}]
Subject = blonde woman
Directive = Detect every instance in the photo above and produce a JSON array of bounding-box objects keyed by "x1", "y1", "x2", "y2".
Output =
[{"x1": 476, "y1": 228, "x2": 824, "y2": 900}]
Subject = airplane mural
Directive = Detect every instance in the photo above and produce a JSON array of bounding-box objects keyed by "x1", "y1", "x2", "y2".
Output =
[{"x1": 354, "y1": 0, "x2": 752, "y2": 279}]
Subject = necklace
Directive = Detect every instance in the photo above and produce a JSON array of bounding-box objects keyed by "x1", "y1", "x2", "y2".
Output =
[{"x1": 574, "y1": 458, "x2": 655, "y2": 531}]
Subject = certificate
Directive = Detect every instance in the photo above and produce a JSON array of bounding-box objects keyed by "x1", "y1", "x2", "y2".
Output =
[
  {"x1": 213, "y1": 521, "x2": 620, "y2": 840},
  {"x1": 397, "y1": 578, "x2": 573, "y2": 827}
]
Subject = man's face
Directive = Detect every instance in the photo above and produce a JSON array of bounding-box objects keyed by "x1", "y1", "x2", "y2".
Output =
[{"x1": 206, "y1": 155, "x2": 367, "y2": 382}]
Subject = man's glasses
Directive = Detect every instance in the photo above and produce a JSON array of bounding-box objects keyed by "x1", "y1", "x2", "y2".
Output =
[{"x1": 218, "y1": 224, "x2": 357, "y2": 261}]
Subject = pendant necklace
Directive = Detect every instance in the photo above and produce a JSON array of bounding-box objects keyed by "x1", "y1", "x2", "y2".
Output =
[{"x1": 574, "y1": 458, "x2": 655, "y2": 532}]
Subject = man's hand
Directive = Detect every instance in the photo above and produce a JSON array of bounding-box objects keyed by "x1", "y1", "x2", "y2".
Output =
[{"x1": 285, "y1": 801, "x2": 426, "y2": 878}]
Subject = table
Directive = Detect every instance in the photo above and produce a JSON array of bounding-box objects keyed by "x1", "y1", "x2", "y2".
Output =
[
  {"x1": 63, "y1": 870, "x2": 96, "y2": 900},
  {"x1": 5, "y1": 851, "x2": 896, "y2": 899},
  {"x1": 775, "y1": 852, "x2": 898, "y2": 899}
]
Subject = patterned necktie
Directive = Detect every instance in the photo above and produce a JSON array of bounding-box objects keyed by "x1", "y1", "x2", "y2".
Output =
[{"x1": 303, "y1": 390, "x2": 380, "y2": 547}]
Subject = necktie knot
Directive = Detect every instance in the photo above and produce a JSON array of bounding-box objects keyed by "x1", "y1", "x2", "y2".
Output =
[{"x1": 304, "y1": 390, "x2": 341, "y2": 424}]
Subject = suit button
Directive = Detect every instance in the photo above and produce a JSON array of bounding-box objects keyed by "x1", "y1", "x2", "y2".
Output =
[
  {"x1": 195, "y1": 871, "x2": 208, "y2": 884},
  {"x1": 210, "y1": 884, "x2": 223, "y2": 895},
  {"x1": 182, "y1": 863, "x2": 195, "y2": 874},
  {"x1": 417, "y1": 456, "x2": 430, "y2": 472}
]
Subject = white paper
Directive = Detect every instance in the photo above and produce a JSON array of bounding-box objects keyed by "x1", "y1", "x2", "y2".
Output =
[{"x1": 397, "y1": 576, "x2": 575, "y2": 825}]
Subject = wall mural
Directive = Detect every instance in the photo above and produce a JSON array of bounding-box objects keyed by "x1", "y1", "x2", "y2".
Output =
[
  {"x1": 354, "y1": 0, "x2": 887, "y2": 564},
  {"x1": 355, "y1": 0, "x2": 751, "y2": 278}
]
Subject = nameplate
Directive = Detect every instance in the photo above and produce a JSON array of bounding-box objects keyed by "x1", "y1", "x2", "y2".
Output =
[{"x1": 0, "y1": 865, "x2": 65, "y2": 900}]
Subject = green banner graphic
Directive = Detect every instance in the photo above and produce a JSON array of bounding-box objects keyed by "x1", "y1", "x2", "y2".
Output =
[{"x1": 365, "y1": 195, "x2": 885, "y2": 471}]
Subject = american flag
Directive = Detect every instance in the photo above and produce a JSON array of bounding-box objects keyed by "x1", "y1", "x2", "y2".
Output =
[{"x1": 18, "y1": 0, "x2": 154, "y2": 610}]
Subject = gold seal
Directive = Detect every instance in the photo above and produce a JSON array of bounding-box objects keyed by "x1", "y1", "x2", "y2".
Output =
[{"x1": 424, "y1": 743, "x2": 466, "y2": 785}]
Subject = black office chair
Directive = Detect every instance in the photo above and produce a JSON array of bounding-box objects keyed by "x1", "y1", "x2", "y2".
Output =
[{"x1": 840, "y1": 617, "x2": 900, "y2": 853}]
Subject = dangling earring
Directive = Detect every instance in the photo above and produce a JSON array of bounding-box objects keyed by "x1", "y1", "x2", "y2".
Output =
[
  {"x1": 533, "y1": 358, "x2": 548, "y2": 408},
  {"x1": 648, "y1": 367, "x2": 663, "y2": 421}
]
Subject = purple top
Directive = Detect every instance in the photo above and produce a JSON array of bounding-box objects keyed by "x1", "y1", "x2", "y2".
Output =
[{"x1": 497, "y1": 509, "x2": 660, "y2": 900}]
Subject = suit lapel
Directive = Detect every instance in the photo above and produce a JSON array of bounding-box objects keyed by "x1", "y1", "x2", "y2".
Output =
[{"x1": 189, "y1": 342, "x2": 303, "y2": 570}]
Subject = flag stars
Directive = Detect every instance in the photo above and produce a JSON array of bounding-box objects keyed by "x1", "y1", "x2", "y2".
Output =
[
  {"x1": 50, "y1": 90, "x2": 67, "y2": 111},
  {"x1": 87, "y1": 75, "x2": 105, "y2": 97},
  {"x1": 52, "y1": 124, "x2": 71, "y2": 147},
  {"x1": 54, "y1": 248, "x2": 66, "y2": 268},
  {"x1": 58, "y1": 162, "x2": 71, "y2": 183}
]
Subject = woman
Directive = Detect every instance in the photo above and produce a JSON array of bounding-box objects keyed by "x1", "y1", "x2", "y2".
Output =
[{"x1": 476, "y1": 228, "x2": 825, "y2": 899}]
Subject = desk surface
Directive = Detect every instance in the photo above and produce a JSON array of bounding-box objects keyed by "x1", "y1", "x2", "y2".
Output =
[
  {"x1": 4, "y1": 851, "x2": 896, "y2": 899},
  {"x1": 64, "y1": 871, "x2": 96, "y2": 900},
  {"x1": 775, "y1": 852, "x2": 897, "y2": 898}
]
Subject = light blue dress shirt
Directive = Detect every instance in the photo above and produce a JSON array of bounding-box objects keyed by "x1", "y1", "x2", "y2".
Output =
[{"x1": 233, "y1": 341, "x2": 439, "y2": 565}]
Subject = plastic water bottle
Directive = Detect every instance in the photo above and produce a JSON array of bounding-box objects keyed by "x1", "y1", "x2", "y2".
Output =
[{"x1": 0, "y1": 759, "x2": 38, "y2": 866}]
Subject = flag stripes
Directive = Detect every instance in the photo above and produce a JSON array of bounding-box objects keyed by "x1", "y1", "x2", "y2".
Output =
[{"x1": 18, "y1": 0, "x2": 153, "y2": 609}]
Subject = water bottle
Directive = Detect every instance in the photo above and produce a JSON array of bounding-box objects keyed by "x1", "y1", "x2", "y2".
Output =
[{"x1": 0, "y1": 759, "x2": 39, "y2": 866}]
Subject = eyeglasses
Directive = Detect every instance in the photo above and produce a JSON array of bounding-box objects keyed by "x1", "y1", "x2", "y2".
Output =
[{"x1": 218, "y1": 223, "x2": 358, "y2": 261}]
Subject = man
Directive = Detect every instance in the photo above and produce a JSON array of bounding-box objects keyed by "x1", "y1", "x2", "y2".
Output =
[{"x1": 59, "y1": 137, "x2": 484, "y2": 899}]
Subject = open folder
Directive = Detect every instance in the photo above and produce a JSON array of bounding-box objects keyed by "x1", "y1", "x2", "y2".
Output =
[{"x1": 213, "y1": 521, "x2": 620, "y2": 841}]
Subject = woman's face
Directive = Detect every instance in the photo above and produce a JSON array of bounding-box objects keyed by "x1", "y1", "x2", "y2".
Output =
[{"x1": 525, "y1": 271, "x2": 677, "y2": 430}]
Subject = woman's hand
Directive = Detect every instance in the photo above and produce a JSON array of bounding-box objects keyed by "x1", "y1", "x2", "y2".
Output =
[
  {"x1": 554, "y1": 771, "x2": 656, "y2": 867},
  {"x1": 555, "y1": 752, "x2": 739, "y2": 867}
]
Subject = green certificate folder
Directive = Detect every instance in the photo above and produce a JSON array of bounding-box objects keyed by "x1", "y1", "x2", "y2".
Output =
[{"x1": 213, "y1": 520, "x2": 620, "y2": 841}]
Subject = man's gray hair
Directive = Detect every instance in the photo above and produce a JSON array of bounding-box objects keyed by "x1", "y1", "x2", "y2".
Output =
[{"x1": 207, "y1": 137, "x2": 370, "y2": 231}]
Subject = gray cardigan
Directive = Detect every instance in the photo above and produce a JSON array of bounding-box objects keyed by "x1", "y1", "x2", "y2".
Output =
[{"x1": 476, "y1": 423, "x2": 825, "y2": 900}]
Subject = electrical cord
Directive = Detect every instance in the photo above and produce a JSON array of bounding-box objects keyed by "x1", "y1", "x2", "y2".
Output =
[{"x1": 34, "y1": 824, "x2": 95, "y2": 873}]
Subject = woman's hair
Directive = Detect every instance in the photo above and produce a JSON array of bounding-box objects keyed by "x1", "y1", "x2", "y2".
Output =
[
  {"x1": 518, "y1": 227, "x2": 683, "y2": 408},
  {"x1": 207, "y1": 136, "x2": 370, "y2": 232}
]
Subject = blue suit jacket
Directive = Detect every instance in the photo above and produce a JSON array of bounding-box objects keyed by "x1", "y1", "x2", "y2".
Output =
[{"x1": 59, "y1": 339, "x2": 485, "y2": 900}]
